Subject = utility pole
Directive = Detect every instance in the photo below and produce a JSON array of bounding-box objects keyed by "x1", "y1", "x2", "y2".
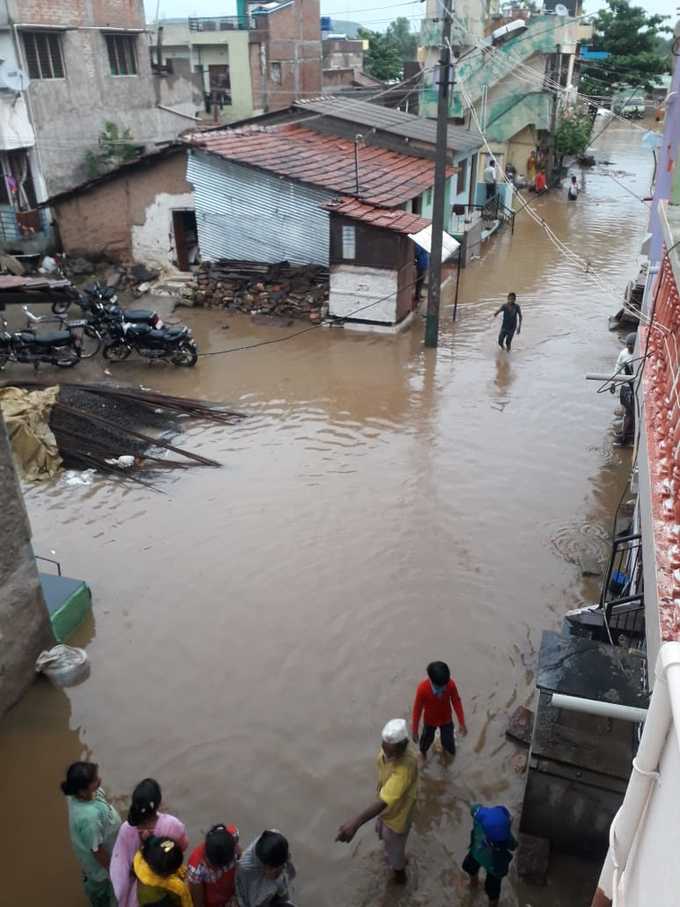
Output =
[{"x1": 425, "y1": 0, "x2": 454, "y2": 348}]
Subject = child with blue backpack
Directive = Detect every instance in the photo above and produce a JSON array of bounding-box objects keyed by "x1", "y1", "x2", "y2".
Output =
[{"x1": 462, "y1": 803, "x2": 517, "y2": 904}]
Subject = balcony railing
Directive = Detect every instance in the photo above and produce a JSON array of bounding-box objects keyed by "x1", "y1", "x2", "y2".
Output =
[{"x1": 188, "y1": 16, "x2": 253, "y2": 32}]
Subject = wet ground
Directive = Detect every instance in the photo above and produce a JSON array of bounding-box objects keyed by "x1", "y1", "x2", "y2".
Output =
[{"x1": 0, "y1": 118, "x2": 655, "y2": 906}]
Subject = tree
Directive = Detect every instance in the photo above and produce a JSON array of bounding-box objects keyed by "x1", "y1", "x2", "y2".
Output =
[
  {"x1": 580, "y1": 0, "x2": 671, "y2": 97},
  {"x1": 385, "y1": 17, "x2": 418, "y2": 66},
  {"x1": 554, "y1": 110, "x2": 593, "y2": 168},
  {"x1": 84, "y1": 122, "x2": 142, "y2": 178},
  {"x1": 359, "y1": 28, "x2": 402, "y2": 81}
]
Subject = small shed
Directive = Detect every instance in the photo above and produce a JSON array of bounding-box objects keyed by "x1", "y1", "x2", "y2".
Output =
[
  {"x1": 41, "y1": 145, "x2": 197, "y2": 271},
  {"x1": 326, "y1": 198, "x2": 447, "y2": 327}
]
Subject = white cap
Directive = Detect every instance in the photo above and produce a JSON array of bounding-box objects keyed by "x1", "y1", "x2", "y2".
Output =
[{"x1": 382, "y1": 718, "x2": 409, "y2": 744}]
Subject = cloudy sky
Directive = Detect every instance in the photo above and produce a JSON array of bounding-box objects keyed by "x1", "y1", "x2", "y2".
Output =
[{"x1": 144, "y1": 0, "x2": 675, "y2": 28}]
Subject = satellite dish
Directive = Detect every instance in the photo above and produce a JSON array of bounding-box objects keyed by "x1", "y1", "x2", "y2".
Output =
[
  {"x1": 0, "y1": 63, "x2": 30, "y2": 92},
  {"x1": 554, "y1": 4, "x2": 569, "y2": 15}
]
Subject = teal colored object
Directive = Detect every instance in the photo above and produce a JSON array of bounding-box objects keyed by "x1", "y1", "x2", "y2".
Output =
[{"x1": 40, "y1": 573, "x2": 92, "y2": 642}]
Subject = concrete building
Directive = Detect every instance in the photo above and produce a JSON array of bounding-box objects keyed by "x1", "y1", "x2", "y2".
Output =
[
  {"x1": 0, "y1": 0, "x2": 199, "y2": 197},
  {"x1": 0, "y1": 408, "x2": 52, "y2": 718},
  {"x1": 156, "y1": 17, "x2": 255, "y2": 123},
  {"x1": 419, "y1": 8, "x2": 592, "y2": 182},
  {"x1": 153, "y1": 0, "x2": 322, "y2": 123},
  {"x1": 42, "y1": 145, "x2": 196, "y2": 271}
]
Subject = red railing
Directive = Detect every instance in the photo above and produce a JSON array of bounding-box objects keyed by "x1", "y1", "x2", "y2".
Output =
[{"x1": 642, "y1": 252, "x2": 680, "y2": 640}]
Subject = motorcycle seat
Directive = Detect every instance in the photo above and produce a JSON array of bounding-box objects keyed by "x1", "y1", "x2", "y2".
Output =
[
  {"x1": 124, "y1": 309, "x2": 155, "y2": 322},
  {"x1": 19, "y1": 330, "x2": 72, "y2": 345},
  {"x1": 161, "y1": 326, "x2": 186, "y2": 338}
]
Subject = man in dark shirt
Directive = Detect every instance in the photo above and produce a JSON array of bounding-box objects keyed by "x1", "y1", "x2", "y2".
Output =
[{"x1": 494, "y1": 293, "x2": 522, "y2": 351}]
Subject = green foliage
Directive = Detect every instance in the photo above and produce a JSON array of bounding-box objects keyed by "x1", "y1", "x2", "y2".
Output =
[
  {"x1": 358, "y1": 28, "x2": 403, "y2": 82},
  {"x1": 580, "y1": 0, "x2": 671, "y2": 96},
  {"x1": 385, "y1": 17, "x2": 418, "y2": 64},
  {"x1": 554, "y1": 110, "x2": 593, "y2": 162},
  {"x1": 84, "y1": 121, "x2": 141, "y2": 177}
]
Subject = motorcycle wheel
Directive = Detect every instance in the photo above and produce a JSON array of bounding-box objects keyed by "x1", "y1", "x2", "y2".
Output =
[
  {"x1": 103, "y1": 341, "x2": 132, "y2": 362},
  {"x1": 52, "y1": 300, "x2": 71, "y2": 315},
  {"x1": 55, "y1": 349, "x2": 81, "y2": 368},
  {"x1": 172, "y1": 341, "x2": 198, "y2": 368},
  {"x1": 0, "y1": 351, "x2": 9, "y2": 369},
  {"x1": 79, "y1": 325, "x2": 102, "y2": 360}
]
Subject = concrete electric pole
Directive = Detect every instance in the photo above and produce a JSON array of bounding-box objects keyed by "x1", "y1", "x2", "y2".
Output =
[{"x1": 424, "y1": 0, "x2": 454, "y2": 349}]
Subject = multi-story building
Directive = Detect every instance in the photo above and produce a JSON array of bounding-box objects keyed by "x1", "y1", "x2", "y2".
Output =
[
  {"x1": 419, "y1": 5, "x2": 591, "y2": 185},
  {"x1": 0, "y1": 0, "x2": 200, "y2": 252},
  {"x1": 154, "y1": 0, "x2": 322, "y2": 124}
]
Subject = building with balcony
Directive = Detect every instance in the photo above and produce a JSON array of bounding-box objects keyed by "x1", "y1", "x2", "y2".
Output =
[
  {"x1": 0, "y1": 0, "x2": 198, "y2": 199},
  {"x1": 154, "y1": 0, "x2": 322, "y2": 124},
  {"x1": 419, "y1": 7, "x2": 591, "y2": 183}
]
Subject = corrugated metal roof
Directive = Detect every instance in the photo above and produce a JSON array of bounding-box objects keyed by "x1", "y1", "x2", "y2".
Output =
[
  {"x1": 189, "y1": 124, "x2": 451, "y2": 207},
  {"x1": 325, "y1": 197, "x2": 431, "y2": 234},
  {"x1": 294, "y1": 97, "x2": 484, "y2": 154}
]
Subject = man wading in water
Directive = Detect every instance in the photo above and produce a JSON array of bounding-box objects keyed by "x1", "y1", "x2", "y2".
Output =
[
  {"x1": 494, "y1": 293, "x2": 522, "y2": 352},
  {"x1": 336, "y1": 719, "x2": 418, "y2": 885}
]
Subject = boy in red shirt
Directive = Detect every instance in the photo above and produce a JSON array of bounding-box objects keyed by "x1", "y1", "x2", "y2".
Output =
[{"x1": 412, "y1": 661, "x2": 467, "y2": 761}]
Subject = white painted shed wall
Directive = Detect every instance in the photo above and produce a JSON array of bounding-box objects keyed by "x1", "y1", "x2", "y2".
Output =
[
  {"x1": 131, "y1": 192, "x2": 194, "y2": 269},
  {"x1": 329, "y1": 265, "x2": 399, "y2": 324}
]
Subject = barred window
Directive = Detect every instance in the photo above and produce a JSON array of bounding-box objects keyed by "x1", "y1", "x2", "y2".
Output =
[
  {"x1": 22, "y1": 32, "x2": 65, "y2": 80},
  {"x1": 106, "y1": 34, "x2": 138, "y2": 76}
]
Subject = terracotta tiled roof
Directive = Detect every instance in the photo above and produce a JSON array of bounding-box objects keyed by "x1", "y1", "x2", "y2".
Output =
[
  {"x1": 190, "y1": 124, "x2": 452, "y2": 207},
  {"x1": 325, "y1": 197, "x2": 431, "y2": 234}
]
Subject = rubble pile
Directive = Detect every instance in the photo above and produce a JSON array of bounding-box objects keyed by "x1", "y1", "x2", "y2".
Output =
[{"x1": 189, "y1": 260, "x2": 330, "y2": 322}]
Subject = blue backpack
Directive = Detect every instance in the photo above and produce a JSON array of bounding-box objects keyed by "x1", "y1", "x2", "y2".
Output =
[{"x1": 476, "y1": 805, "x2": 512, "y2": 844}]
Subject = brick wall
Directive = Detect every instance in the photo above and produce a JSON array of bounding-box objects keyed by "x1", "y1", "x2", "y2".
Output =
[
  {"x1": 53, "y1": 151, "x2": 191, "y2": 262},
  {"x1": 7, "y1": 0, "x2": 144, "y2": 28},
  {"x1": 250, "y1": 0, "x2": 321, "y2": 112}
]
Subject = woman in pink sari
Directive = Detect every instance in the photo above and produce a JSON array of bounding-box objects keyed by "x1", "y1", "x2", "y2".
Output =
[{"x1": 110, "y1": 778, "x2": 189, "y2": 907}]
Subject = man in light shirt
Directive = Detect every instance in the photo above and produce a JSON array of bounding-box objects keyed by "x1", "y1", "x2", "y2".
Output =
[
  {"x1": 483, "y1": 159, "x2": 497, "y2": 200},
  {"x1": 613, "y1": 333, "x2": 637, "y2": 447}
]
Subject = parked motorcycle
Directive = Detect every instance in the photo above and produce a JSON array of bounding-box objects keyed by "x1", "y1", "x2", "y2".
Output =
[
  {"x1": 102, "y1": 321, "x2": 198, "y2": 367},
  {"x1": 23, "y1": 306, "x2": 102, "y2": 359},
  {"x1": 0, "y1": 317, "x2": 81, "y2": 369}
]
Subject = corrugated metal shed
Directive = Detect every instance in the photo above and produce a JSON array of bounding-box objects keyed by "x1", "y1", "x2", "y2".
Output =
[
  {"x1": 294, "y1": 97, "x2": 484, "y2": 154},
  {"x1": 187, "y1": 151, "x2": 332, "y2": 265},
  {"x1": 325, "y1": 197, "x2": 431, "y2": 234},
  {"x1": 189, "y1": 124, "x2": 450, "y2": 207}
]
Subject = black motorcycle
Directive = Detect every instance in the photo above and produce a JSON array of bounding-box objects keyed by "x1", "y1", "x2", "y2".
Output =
[
  {"x1": 102, "y1": 320, "x2": 198, "y2": 367},
  {"x1": 0, "y1": 317, "x2": 81, "y2": 369}
]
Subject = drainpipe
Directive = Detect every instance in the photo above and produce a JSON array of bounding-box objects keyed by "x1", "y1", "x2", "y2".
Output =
[
  {"x1": 550, "y1": 694, "x2": 647, "y2": 724},
  {"x1": 592, "y1": 641, "x2": 680, "y2": 906}
]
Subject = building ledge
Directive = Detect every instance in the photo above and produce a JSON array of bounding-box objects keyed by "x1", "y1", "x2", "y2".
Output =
[{"x1": 659, "y1": 200, "x2": 680, "y2": 289}]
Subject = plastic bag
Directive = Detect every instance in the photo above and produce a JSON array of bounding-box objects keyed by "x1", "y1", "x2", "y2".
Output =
[{"x1": 35, "y1": 644, "x2": 90, "y2": 687}]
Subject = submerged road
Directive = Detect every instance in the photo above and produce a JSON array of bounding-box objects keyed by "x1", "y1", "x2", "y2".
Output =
[{"x1": 1, "y1": 118, "x2": 654, "y2": 906}]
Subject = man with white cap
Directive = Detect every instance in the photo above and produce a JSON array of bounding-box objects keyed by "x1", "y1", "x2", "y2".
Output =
[{"x1": 335, "y1": 718, "x2": 418, "y2": 885}]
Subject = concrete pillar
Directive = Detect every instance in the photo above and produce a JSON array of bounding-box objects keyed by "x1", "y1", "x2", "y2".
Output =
[{"x1": 0, "y1": 408, "x2": 52, "y2": 717}]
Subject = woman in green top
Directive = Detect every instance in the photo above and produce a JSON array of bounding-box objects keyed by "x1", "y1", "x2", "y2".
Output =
[{"x1": 61, "y1": 761, "x2": 122, "y2": 907}]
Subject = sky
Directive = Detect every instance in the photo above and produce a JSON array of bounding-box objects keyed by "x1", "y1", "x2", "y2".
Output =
[{"x1": 144, "y1": 0, "x2": 677, "y2": 27}]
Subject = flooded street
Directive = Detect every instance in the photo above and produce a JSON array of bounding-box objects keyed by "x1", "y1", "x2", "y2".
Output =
[{"x1": 1, "y1": 120, "x2": 654, "y2": 906}]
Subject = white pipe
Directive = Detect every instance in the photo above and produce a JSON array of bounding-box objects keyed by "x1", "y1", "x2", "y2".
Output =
[
  {"x1": 157, "y1": 104, "x2": 199, "y2": 121},
  {"x1": 551, "y1": 693, "x2": 647, "y2": 723},
  {"x1": 594, "y1": 641, "x2": 680, "y2": 903},
  {"x1": 585, "y1": 372, "x2": 634, "y2": 383}
]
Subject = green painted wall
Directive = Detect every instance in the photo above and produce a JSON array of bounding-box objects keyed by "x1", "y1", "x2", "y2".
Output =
[{"x1": 189, "y1": 31, "x2": 254, "y2": 122}]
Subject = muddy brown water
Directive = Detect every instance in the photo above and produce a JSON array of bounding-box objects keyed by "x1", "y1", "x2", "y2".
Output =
[{"x1": 1, "y1": 120, "x2": 654, "y2": 906}]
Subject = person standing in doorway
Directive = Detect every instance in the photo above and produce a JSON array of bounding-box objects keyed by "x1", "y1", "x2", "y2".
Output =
[
  {"x1": 336, "y1": 719, "x2": 418, "y2": 885},
  {"x1": 412, "y1": 661, "x2": 467, "y2": 763},
  {"x1": 415, "y1": 245, "x2": 429, "y2": 302},
  {"x1": 483, "y1": 159, "x2": 497, "y2": 200},
  {"x1": 61, "y1": 762, "x2": 122, "y2": 907},
  {"x1": 494, "y1": 293, "x2": 522, "y2": 351}
]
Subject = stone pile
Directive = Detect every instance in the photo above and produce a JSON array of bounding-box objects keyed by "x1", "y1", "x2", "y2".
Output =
[{"x1": 190, "y1": 260, "x2": 330, "y2": 322}]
